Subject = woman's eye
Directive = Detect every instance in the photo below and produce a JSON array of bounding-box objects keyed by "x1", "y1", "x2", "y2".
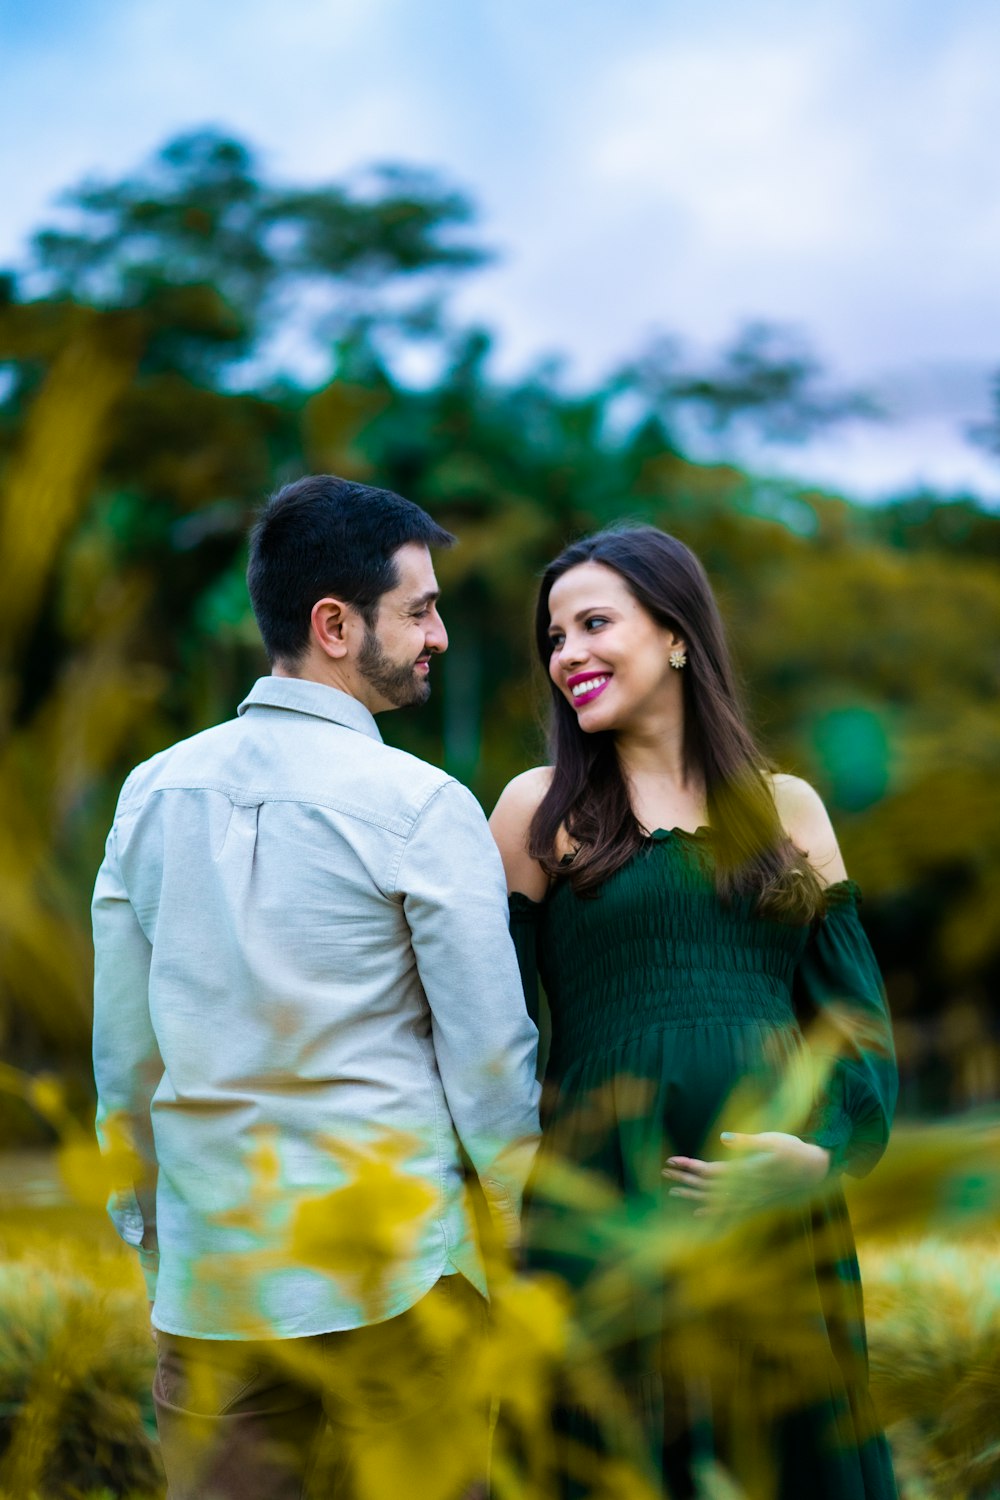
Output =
[
  {"x1": 585, "y1": 616, "x2": 609, "y2": 631},
  {"x1": 548, "y1": 634, "x2": 564, "y2": 651}
]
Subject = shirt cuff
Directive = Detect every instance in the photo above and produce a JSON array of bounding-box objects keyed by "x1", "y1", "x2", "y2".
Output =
[{"x1": 139, "y1": 1247, "x2": 159, "y2": 1301}]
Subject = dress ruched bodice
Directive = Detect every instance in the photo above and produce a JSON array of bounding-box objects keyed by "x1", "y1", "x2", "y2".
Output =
[{"x1": 532, "y1": 829, "x2": 805, "y2": 1072}]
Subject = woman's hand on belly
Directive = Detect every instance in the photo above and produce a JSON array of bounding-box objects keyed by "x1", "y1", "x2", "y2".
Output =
[{"x1": 662, "y1": 1131, "x2": 831, "y2": 1216}]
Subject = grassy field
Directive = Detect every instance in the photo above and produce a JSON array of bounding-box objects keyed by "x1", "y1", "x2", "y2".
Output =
[
  {"x1": 0, "y1": 1149, "x2": 997, "y2": 1499},
  {"x1": 0, "y1": 1157, "x2": 159, "y2": 1499}
]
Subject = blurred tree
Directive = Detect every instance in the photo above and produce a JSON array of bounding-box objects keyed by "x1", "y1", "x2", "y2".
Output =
[
  {"x1": 0, "y1": 127, "x2": 997, "y2": 1117},
  {"x1": 968, "y1": 368, "x2": 1000, "y2": 461},
  {"x1": 22, "y1": 131, "x2": 485, "y2": 372},
  {"x1": 0, "y1": 131, "x2": 487, "y2": 1100},
  {"x1": 0, "y1": 308, "x2": 143, "y2": 1091},
  {"x1": 614, "y1": 321, "x2": 876, "y2": 446}
]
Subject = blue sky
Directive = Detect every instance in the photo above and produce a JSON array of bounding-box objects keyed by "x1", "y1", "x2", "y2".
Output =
[{"x1": 3, "y1": 0, "x2": 1000, "y2": 500}]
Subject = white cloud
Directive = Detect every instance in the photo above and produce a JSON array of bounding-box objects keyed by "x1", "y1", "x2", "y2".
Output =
[
  {"x1": 2, "y1": 0, "x2": 999, "y2": 500},
  {"x1": 749, "y1": 413, "x2": 1000, "y2": 503},
  {"x1": 0, "y1": 0, "x2": 418, "y2": 262},
  {"x1": 591, "y1": 33, "x2": 858, "y2": 256}
]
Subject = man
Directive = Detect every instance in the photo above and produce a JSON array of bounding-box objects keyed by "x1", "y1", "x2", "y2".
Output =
[{"x1": 92, "y1": 474, "x2": 541, "y2": 1499}]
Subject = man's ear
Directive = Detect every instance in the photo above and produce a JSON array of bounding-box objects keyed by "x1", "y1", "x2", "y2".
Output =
[{"x1": 310, "y1": 597, "x2": 353, "y2": 660}]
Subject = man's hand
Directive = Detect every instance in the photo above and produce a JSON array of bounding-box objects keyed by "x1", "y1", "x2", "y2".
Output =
[{"x1": 662, "y1": 1131, "x2": 831, "y2": 1216}]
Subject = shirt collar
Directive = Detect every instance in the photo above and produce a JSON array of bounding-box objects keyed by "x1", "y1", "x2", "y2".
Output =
[{"x1": 238, "y1": 676, "x2": 383, "y2": 743}]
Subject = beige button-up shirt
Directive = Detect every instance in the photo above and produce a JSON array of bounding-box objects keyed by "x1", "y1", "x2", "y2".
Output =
[{"x1": 92, "y1": 676, "x2": 540, "y2": 1338}]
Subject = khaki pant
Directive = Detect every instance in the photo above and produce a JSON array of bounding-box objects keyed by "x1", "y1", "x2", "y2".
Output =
[{"x1": 153, "y1": 1275, "x2": 488, "y2": 1500}]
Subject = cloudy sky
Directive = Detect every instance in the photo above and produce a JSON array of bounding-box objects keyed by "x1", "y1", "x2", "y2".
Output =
[{"x1": 3, "y1": 0, "x2": 999, "y2": 500}]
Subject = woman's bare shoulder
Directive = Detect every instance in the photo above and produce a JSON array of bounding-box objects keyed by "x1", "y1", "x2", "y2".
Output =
[
  {"x1": 489, "y1": 768, "x2": 554, "y2": 900},
  {"x1": 493, "y1": 765, "x2": 554, "y2": 817},
  {"x1": 771, "y1": 773, "x2": 848, "y2": 886}
]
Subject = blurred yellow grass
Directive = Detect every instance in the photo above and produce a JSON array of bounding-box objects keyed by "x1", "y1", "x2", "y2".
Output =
[
  {"x1": 0, "y1": 312, "x2": 156, "y2": 1062},
  {"x1": 0, "y1": 1130, "x2": 999, "y2": 1498},
  {"x1": 0, "y1": 312, "x2": 137, "y2": 655},
  {"x1": 0, "y1": 1215, "x2": 157, "y2": 1499},
  {"x1": 860, "y1": 1236, "x2": 1000, "y2": 1500},
  {"x1": 3, "y1": 1047, "x2": 1000, "y2": 1498}
]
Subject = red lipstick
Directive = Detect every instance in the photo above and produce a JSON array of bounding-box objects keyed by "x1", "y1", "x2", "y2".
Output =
[{"x1": 566, "y1": 671, "x2": 611, "y2": 707}]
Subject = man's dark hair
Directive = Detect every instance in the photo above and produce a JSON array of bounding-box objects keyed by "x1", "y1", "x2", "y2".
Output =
[{"x1": 247, "y1": 474, "x2": 455, "y2": 664}]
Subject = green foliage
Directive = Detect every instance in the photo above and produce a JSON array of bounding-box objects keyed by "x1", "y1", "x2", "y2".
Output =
[
  {"x1": 0, "y1": 126, "x2": 998, "y2": 1104},
  {"x1": 25, "y1": 131, "x2": 485, "y2": 372},
  {"x1": 617, "y1": 321, "x2": 876, "y2": 443}
]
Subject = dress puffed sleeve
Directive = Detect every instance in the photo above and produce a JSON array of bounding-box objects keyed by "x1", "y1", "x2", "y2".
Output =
[
  {"x1": 508, "y1": 892, "x2": 543, "y2": 1028},
  {"x1": 793, "y1": 882, "x2": 898, "y2": 1178}
]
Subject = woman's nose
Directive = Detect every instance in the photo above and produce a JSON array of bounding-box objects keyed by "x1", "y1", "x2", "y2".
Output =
[{"x1": 556, "y1": 635, "x2": 587, "y2": 669}]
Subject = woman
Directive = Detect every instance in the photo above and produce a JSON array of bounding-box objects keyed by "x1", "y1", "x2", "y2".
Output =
[{"x1": 490, "y1": 527, "x2": 897, "y2": 1499}]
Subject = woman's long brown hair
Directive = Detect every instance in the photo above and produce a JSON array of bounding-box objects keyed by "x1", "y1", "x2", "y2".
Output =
[{"x1": 528, "y1": 526, "x2": 825, "y2": 921}]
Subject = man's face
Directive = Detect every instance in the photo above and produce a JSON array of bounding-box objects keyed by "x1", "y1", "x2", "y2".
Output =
[{"x1": 356, "y1": 542, "x2": 448, "y2": 711}]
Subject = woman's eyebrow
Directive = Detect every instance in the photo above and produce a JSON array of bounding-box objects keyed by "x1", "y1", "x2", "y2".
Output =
[{"x1": 549, "y1": 605, "x2": 617, "y2": 628}]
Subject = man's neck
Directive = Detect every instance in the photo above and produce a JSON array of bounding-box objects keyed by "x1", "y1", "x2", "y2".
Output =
[{"x1": 271, "y1": 656, "x2": 384, "y2": 716}]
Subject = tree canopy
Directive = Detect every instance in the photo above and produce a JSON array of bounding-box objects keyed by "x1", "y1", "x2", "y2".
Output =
[{"x1": 1, "y1": 128, "x2": 998, "y2": 1125}]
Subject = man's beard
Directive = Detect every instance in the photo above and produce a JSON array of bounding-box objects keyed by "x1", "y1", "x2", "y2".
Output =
[{"x1": 357, "y1": 625, "x2": 431, "y2": 708}]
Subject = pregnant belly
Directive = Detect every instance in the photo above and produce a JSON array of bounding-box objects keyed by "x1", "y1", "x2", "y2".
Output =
[{"x1": 541, "y1": 1016, "x2": 806, "y2": 1186}]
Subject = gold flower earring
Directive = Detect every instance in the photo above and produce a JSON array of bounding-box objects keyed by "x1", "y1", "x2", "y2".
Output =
[{"x1": 669, "y1": 648, "x2": 687, "y2": 670}]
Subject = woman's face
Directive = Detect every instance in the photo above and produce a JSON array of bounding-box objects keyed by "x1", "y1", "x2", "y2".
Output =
[{"x1": 546, "y1": 561, "x2": 685, "y2": 735}]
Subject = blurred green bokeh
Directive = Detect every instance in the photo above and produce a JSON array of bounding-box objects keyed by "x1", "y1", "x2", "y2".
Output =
[{"x1": 811, "y1": 708, "x2": 890, "y2": 812}]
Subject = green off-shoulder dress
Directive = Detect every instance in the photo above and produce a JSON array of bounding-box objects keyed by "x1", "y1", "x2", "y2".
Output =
[{"x1": 510, "y1": 828, "x2": 898, "y2": 1500}]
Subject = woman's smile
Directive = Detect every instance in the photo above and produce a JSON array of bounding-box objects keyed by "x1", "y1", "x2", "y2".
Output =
[{"x1": 567, "y1": 671, "x2": 612, "y2": 706}]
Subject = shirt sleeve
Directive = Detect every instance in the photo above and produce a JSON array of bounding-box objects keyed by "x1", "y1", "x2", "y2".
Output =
[
  {"x1": 793, "y1": 882, "x2": 898, "y2": 1178},
  {"x1": 92, "y1": 809, "x2": 163, "y2": 1297},
  {"x1": 394, "y1": 780, "x2": 541, "y2": 1241}
]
